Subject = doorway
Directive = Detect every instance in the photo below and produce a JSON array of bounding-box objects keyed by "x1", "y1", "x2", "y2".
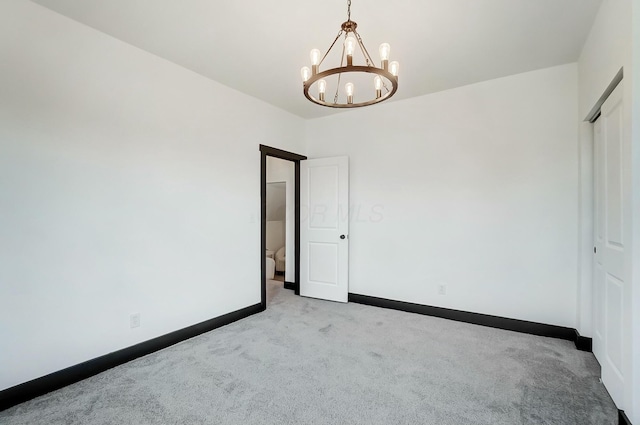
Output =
[
  {"x1": 260, "y1": 145, "x2": 307, "y2": 310},
  {"x1": 266, "y1": 181, "x2": 286, "y2": 284}
]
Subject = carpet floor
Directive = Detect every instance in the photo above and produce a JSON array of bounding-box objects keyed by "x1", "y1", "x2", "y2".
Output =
[{"x1": 1, "y1": 281, "x2": 617, "y2": 424}]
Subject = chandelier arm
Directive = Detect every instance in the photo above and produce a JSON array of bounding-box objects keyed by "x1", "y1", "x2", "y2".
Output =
[
  {"x1": 354, "y1": 30, "x2": 391, "y2": 94},
  {"x1": 319, "y1": 30, "x2": 344, "y2": 68},
  {"x1": 353, "y1": 30, "x2": 374, "y2": 67}
]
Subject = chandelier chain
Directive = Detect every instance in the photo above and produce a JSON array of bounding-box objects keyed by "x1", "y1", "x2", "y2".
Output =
[
  {"x1": 347, "y1": 0, "x2": 351, "y2": 21},
  {"x1": 334, "y1": 37, "x2": 347, "y2": 104}
]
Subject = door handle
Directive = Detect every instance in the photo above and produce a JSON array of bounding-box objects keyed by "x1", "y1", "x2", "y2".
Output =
[{"x1": 340, "y1": 235, "x2": 346, "y2": 240}]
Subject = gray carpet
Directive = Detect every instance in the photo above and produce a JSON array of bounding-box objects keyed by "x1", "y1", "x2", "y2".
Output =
[{"x1": 1, "y1": 281, "x2": 617, "y2": 424}]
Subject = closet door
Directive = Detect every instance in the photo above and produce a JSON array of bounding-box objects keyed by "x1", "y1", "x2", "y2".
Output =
[{"x1": 592, "y1": 82, "x2": 625, "y2": 408}]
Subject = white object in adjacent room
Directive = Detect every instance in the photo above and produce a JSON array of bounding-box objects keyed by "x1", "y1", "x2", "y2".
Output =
[
  {"x1": 300, "y1": 157, "x2": 349, "y2": 302},
  {"x1": 592, "y1": 82, "x2": 626, "y2": 408},
  {"x1": 265, "y1": 257, "x2": 276, "y2": 280}
]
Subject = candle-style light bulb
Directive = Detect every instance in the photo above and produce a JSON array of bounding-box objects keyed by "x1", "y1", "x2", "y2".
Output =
[
  {"x1": 310, "y1": 49, "x2": 321, "y2": 74},
  {"x1": 301, "y1": 66, "x2": 311, "y2": 82},
  {"x1": 374, "y1": 76, "x2": 382, "y2": 98},
  {"x1": 345, "y1": 82, "x2": 354, "y2": 96},
  {"x1": 379, "y1": 43, "x2": 390, "y2": 70},
  {"x1": 345, "y1": 82, "x2": 354, "y2": 104},
  {"x1": 318, "y1": 79, "x2": 327, "y2": 101},
  {"x1": 345, "y1": 35, "x2": 357, "y2": 57},
  {"x1": 389, "y1": 61, "x2": 400, "y2": 77},
  {"x1": 310, "y1": 49, "x2": 321, "y2": 65},
  {"x1": 379, "y1": 43, "x2": 390, "y2": 60},
  {"x1": 374, "y1": 76, "x2": 383, "y2": 90}
]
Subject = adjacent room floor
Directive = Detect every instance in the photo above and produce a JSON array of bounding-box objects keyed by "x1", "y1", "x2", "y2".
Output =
[{"x1": 1, "y1": 281, "x2": 617, "y2": 424}]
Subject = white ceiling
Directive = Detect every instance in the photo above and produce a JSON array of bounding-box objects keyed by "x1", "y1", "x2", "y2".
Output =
[{"x1": 31, "y1": 0, "x2": 602, "y2": 119}]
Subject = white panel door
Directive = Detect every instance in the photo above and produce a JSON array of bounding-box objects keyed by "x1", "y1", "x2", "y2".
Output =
[
  {"x1": 300, "y1": 156, "x2": 349, "y2": 302},
  {"x1": 593, "y1": 82, "x2": 625, "y2": 407}
]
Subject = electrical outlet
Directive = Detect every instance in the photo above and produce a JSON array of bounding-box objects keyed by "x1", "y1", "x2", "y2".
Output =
[
  {"x1": 130, "y1": 313, "x2": 141, "y2": 329},
  {"x1": 437, "y1": 284, "x2": 447, "y2": 295}
]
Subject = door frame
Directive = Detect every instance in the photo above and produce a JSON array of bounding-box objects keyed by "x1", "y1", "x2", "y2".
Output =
[
  {"x1": 577, "y1": 68, "x2": 623, "y2": 338},
  {"x1": 578, "y1": 68, "x2": 632, "y2": 415},
  {"x1": 260, "y1": 145, "x2": 307, "y2": 310}
]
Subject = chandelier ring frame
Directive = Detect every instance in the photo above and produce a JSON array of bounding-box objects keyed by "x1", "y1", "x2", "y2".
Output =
[{"x1": 303, "y1": 66, "x2": 398, "y2": 108}]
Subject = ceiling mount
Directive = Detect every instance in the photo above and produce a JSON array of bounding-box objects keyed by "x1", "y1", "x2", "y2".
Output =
[
  {"x1": 300, "y1": 0, "x2": 399, "y2": 108},
  {"x1": 341, "y1": 20, "x2": 357, "y2": 32}
]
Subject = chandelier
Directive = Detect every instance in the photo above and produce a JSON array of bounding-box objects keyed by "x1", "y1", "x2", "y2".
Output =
[{"x1": 300, "y1": 0, "x2": 399, "y2": 108}]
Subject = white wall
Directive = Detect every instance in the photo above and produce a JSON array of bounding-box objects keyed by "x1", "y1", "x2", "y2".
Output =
[
  {"x1": 266, "y1": 157, "x2": 295, "y2": 282},
  {"x1": 578, "y1": 0, "x2": 631, "y2": 119},
  {"x1": 578, "y1": 0, "x2": 638, "y2": 419},
  {"x1": 0, "y1": 0, "x2": 305, "y2": 391},
  {"x1": 266, "y1": 182, "x2": 286, "y2": 253},
  {"x1": 266, "y1": 221, "x2": 285, "y2": 253},
  {"x1": 266, "y1": 182, "x2": 287, "y2": 222},
  {"x1": 306, "y1": 64, "x2": 579, "y2": 329}
]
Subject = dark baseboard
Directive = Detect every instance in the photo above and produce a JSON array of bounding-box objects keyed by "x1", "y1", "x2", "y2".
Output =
[
  {"x1": 0, "y1": 303, "x2": 263, "y2": 412},
  {"x1": 283, "y1": 281, "x2": 295, "y2": 290},
  {"x1": 574, "y1": 330, "x2": 593, "y2": 352},
  {"x1": 619, "y1": 410, "x2": 632, "y2": 425},
  {"x1": 348, "y1": 293, "x2": 589, "y2": 348}
]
